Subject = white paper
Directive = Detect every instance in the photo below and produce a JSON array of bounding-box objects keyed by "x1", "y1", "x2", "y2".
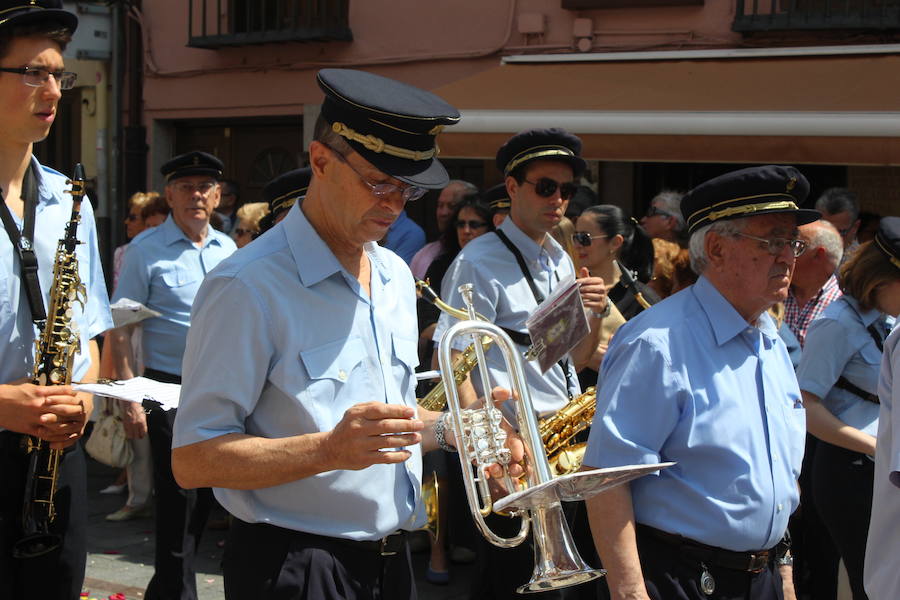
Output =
[
  {"x1": 74, "y1": 376, "x2": 181, "y2": 410},
  {"x1": 110, "y1": 298, "x2": 161, "y2": 329}
]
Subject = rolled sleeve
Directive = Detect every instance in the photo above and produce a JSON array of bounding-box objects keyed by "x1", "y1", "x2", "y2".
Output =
[
  {"x1": 797, "y1": 317, "x2": 860, "y2": 399},
  {"x1": 584, "y1": 335, "x2": 681, "y2": 470},
  {"x1": 173, "y1": 275, "x2": 275, "y2": 448},
  {"x1": 112, "y1": 243, "x2": 151, "y2": 306}
]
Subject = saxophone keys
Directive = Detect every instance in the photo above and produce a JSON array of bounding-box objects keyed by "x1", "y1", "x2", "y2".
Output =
[{"x1": 49, "y1": 369, "x2": 66, "y2": 384}]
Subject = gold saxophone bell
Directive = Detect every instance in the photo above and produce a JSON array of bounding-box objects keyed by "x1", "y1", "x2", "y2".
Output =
[{"x1": 539, "y1": 387, "x2": 596, "y2": 476}]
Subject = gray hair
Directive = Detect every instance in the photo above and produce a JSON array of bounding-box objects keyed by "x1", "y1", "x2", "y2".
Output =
[
  {"x1": 688, "y1": 218, "x2": 750, "y2": 274},
  {"x1": 804, "y1": 220, "x2": 844, "y2": 266},
  {"x1": 815, "y1": 188, "x2": 859, "y2": 222},
  {"x1": 444, "y1": 180, "x2": 478, "y2": 202},
  {"x1": 652, "y1": 190, "x2": 685, "y2": 231}
]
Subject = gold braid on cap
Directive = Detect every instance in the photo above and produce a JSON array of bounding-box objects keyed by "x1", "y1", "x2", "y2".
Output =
[
  {"x1": 332, "y1": 122, "x2": 437, "y2": 161},
  {"x1": 688, "y1": 193, "x2": 799, "y2": 229},
  {"x1": 504, "y1": 147, "x2": 575, "y2": 175},
  {"x1": 271, "y1": 188, "x2": 307, "y2": 214},
  {"x1": 875, "y1": 236, "x2": 900, "y2": 270}
]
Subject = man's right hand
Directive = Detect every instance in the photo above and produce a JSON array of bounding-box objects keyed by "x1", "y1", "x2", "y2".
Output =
[
  {"x1": 322, "y1": 402, "x2": 424, "y2": 471},
  {"x1": 119, "y1": 399, "x2": 148, "y2": 439},
  {"x1": 0, "y1": 383, "x2": 85, "y2": 442}
]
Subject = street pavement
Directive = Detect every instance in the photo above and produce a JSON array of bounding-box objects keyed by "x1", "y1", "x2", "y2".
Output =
[{"x1": 82, "y1": 455, "x2": 475, "y2": 600}]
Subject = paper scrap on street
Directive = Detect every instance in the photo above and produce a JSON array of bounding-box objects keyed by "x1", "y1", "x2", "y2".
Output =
[{"x1": 74, "y1": 376, "x2": 181, "y2": 410}]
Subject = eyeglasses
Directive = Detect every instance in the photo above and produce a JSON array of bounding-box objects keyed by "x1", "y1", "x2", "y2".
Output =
[
  {"x1": 456, "y1": 219, "x2": 488, "y2": 230},
  {"x1": 0, "y1": 66, "x2": 77, "y2": 90},
  {"x1": 645, "y1": 205, "x2": 675, "y2": 219},
  {"x1": 171, "y1": 181, "x2": 217, "y2": 195},
  {"x1": 329, "y1": 146, "x2": 427, "y2": 203},
  {"x1": 735, "y1": 232, "x2": 808, "y2": 257},
  {"x1": 523, "y1": 177, "x2": 578, "y2": 201},
  {"x1": 234, "y1": 227, "x2": 258, "y2": 237},
  {"x1": 571, "y1": 232, "x2": 608, "y2": 247}
]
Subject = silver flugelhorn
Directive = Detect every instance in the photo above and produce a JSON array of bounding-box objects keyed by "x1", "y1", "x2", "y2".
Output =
[{"x1": 437, "y1": 284, "x2": 603, "y2": 593}]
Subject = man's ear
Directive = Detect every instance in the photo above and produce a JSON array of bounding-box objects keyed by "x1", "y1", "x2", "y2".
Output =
[
  {"x1": 705, "y1": 230, "x2": 728, "y2": 272},
  {"x1": 308, "y1": 141, "x2": 330, "y2": 177}
]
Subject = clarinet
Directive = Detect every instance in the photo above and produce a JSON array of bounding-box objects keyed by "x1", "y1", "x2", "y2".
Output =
[{"x1": 13, "y1": 164, "x2": 87, "y2": 559}]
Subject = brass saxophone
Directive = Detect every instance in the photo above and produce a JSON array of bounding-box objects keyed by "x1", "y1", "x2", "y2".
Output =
[
  {"x1": 539, "y1": 386, "x2": 596, "y2": 477},
  {"x1": 13, "y1": 164, "x2": 87, "y2": 559},
  {"x1": 415, "y1": 279, "x2": 492, "y2": 411}
]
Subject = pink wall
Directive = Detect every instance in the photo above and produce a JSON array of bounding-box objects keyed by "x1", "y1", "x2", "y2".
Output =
[{"x1": 141, "y1": 0, "x2": 742, "y2": 122}]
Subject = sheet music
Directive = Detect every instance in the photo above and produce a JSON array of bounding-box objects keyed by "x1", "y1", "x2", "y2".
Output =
[
  {"x1": 110, "y1": 298, "x2": 162, "y2": 329},
  {"x1": 74, "y1": 376, "x2": 181, "y2": 410}
]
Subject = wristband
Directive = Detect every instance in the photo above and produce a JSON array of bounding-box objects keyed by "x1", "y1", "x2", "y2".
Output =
[{"x1": 434, "y1": 412, "x2": 457, "y2": 453}]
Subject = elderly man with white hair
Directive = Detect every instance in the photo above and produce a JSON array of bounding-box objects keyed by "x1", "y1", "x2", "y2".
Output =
[{"x1": 584, "y1": 165, "x2": 819, "y2": 600}]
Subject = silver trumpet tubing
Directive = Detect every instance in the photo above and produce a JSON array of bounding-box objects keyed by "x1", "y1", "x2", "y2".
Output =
[{"x1": 438, "y1": 283, "x2": 675, "y2": 593}]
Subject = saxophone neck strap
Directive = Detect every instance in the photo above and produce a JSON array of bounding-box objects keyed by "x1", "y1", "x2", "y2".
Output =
[{"x1": 0, "y1": 163, "x2": 46, "y2": 324}]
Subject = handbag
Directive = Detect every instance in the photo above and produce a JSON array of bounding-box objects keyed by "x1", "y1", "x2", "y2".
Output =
[{"x1": 85, "y1": 397, "x2": 134, "y2": 468}]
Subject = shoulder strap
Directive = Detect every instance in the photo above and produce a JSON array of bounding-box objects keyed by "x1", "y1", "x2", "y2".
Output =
[
  {"x1": 494, "y1": 229, "x2": 544, "y2": 304},
  {"x1": 0, "y1": 163, "x2": 46, "y2": 324}
]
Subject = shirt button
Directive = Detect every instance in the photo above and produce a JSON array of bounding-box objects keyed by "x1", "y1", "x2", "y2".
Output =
[
  {"x1": 777, "y1": 503, "x2": 783, "y2": 512},
  {"x1": 773, "y1": 454, "x2": 779, "y2": 462},
  {"x1": 338, "y1": 369, "x2": 348, "y2": 381}
]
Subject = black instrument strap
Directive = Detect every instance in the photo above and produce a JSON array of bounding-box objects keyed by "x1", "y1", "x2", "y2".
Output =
[
  {"x1": 0, "y1": 164, "x2": 46, "y2": 324},
  {"x1": 493, "y1": 230, "x2": 576, "y2": 396},
  {"x1": 834, "y1": 376, "x2": 879, "y2": 404},
  {"x1": 867, "y1": 323, "x2": 885, "y2": 353}
]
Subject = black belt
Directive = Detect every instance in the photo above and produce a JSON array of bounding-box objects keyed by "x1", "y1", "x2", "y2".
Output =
[
  {"x1": 637, "y1": 524, "x2": 774, "y2": 573},
  {"x1": 240, "y1": 520, "x2": 409, "y2": 557}
]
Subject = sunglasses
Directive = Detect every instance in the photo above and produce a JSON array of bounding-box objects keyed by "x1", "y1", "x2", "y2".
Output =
[
  {"x1": 456, "y1": 219, "x2": 488, "y2": 230},
  {"x1": 524, "y1": 177, "x2": 578, "y2": 201},
  {"x1": 571, "y1": 232, "x2": 608, "y2": 247},
  {"x1": 645, "y1": 205, "x2": 675, "y2": 219},
  {"x1": 234, "y1": 227, "x2": 258, "y2": 237}
]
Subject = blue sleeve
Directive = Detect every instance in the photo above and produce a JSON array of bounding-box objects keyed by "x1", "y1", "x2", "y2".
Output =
[
  {"x1": 111, "y1": 242, "x2": 151, "y2": 306},
  {"x1": 435, "y1": 254, "x2": 499, "y2": 351},
  {"x1": 77, "y1": 198, "x2": 113, "y2": 339},
  {"x1": 583, "y1": 333, "x2": 683, "y2": 469},
  {"x1": 797, "y1": 317, "x2": 862, "y2": 399},
  {"x1": 386, "y1": 221, "x2": 425, "y2": 264},
  {"x1": 173, "y1": 274, "x2": 275, "y2": 448}
]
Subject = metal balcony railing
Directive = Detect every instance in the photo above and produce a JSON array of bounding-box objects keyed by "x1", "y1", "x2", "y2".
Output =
[
  {"x1": 734, "y1": 0, "x2": 900, "y2": 31},
  {"x1": 188, "y1": 0, "x2": 352, "y2": 49}
]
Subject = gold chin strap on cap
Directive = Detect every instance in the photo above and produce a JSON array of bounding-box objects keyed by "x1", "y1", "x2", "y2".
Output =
[
  {"x1": 688, "y1": 195, "x2": 799, "y2": 230},
  {"x1": 331, "y1": 122, "x2": 437, "y2": 161},
  {"x1": 874, "y1": 236, "x2": 900, "y2": 269},
  {"x1": 504, "y1": 147, "x2": 574, "y2": 175}
]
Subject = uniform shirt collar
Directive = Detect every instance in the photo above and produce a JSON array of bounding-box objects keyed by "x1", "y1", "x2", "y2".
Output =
[
  {"x1": 160, "y1": 214, "x2": 221, "y2": 249},
  {"x1": 498, "y1": 216, "x2": 566, "y2": 265},
  {"x1": 30, "y1": 156, "x2": 59, "y2": 206},
  {"x1": 284, "y1": 202, "x2": 390, "y2": 288},
  {"x1": 843, "y1": 294, "x2": 883, "y2": 327},
  {"x1": 692, "y1": 276, "x2": 778, "y2": 346}
]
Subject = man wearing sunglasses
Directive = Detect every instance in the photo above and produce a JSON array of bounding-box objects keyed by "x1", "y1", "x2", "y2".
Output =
[
  {"x1": 434, "y1": 128, "x2": 609, "y2": 597},
  {"x1": 639, "y1": 190, "x2": 687, "y2": 247},
  {"x1": 584, "y1": 165, "x2": 820, "y2": 600},
  {"x1": 105, "y1": 150, "x2": 236, "y2": 600},
  {"x1": 0, "y1": 2, "x2": 114, "y2": 598}
]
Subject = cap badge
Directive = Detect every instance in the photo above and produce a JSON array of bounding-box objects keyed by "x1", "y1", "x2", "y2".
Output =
[{"x1": 786, "y1": 178, "x2": 796, "y2": 192}]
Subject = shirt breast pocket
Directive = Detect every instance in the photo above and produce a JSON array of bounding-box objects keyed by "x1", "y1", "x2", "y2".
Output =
[
  {"x1": 160, "y1": 266, "x2": 201, "y2": 288},
  {"x1": 299, "y1": 337, "x2": 370, "y2": 425},
  {"x1": 390, "y1": 335, "x2": 419, "y2": 393}
]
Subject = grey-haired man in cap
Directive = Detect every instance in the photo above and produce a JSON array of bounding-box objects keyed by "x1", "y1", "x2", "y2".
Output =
[
  {"x1": 104, "y1": 150, "x2": 236, "y2": 600},
  {"x1": 170, "y1": 69, "x2": 524, "y2": 600},
  {"x1": 0, "y1": 2, "x2": 114, "y2": 598},
  {"x1": 584, "y1": 165, "x2": 818, "y2": 600}
]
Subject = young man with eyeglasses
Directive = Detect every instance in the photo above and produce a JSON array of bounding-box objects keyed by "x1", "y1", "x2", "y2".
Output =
[
  {"x1": 433, "y1": 128, "x2": 609, "y2": 598},
  {"x1": 104, "y1": 150, "x2": 235, "y2": 600},
  {"x1": 584, "y1": 165, "x2": 819, "y2": 600},
  {"x1": 0, "y1": 2, "x2": 114, "y2": 598}
]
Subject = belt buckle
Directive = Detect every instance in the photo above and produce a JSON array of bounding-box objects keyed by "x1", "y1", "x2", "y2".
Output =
[
  {"x1": 380, "y1": 534, "x2": 398, "y2": 557},
  {"x1": 747, "y1": 552, "x2": 769, "y2": 573}
]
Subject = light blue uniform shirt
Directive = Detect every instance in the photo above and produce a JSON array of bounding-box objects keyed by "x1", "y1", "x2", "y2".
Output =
[
  {"x1": 865, "y1": 326, "x2": 900, "y2": 599},
  {"x1": 797, "y1": 295, "x2": 891, "y2": 437},
  {"x1": 432, "y1": 217, "x2": 579, "y2": 417},
  {"x1": 112, "y1": 215, "x2": 236, "y2": 375},
  {"x1": 172, "y1": 203, "x2": 422, "y2": 541},
  {"x1": 0, "y1": 157, "x2": 112, "y2": 387},
  {"x1": 383, "y1": 210, "x2": 425, "y2": 264},
  {"x1": 584, "y1": 276, "x2": 805, "y2": 551}
]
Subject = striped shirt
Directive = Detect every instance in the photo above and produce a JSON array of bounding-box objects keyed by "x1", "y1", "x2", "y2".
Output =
[{"x1": 784, "y1": 274, "x2": 842, "y2": 347}]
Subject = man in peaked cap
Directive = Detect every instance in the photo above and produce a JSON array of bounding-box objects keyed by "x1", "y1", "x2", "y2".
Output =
[
  {"x1": 105, "y1": 150, "x2": 236, "y2": 600},
  {"x1": 433, "y1": 128, "x2": 609, "y2": 598},
  {"x1": 171, "y1": 69, "x2": 524, "y2": 599},
  {"x1": 257, "y1": 166, "x2": 311, "y2": 235},
  {"x1": 484, "y1": 181, "x2": 511, "y2": 227},
  {"x1": 584, "y1": 165, "x2": 818, "y2": 600},
  {"x1": 0, "y1": 3, "x2": 114, "y2": 598}
]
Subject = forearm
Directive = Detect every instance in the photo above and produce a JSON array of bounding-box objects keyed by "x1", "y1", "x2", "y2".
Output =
[
  {"x1": 105, "y1": 326, "x2": 137, "y2": 379},
  {"x1": 570, "y1": 314, "x2": 604, "y2": 368},
  {"x1": 780, "y1": 564, "x2": 797, "y2": 600},
  {"x1": 418, "y1": 408, "x2": 449, "y2": 453},
  {"x1": 802, "y1": 391, "x2": 877, "y2": 455},
  {"x1": 173, "y1": 431, "x2": 332, "y2": 490},
  {"x1": 585, "y1": 480, "x2": 650, "y2": 600}
]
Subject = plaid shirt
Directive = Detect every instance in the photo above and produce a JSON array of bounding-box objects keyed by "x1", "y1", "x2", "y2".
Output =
[{"x1": 784, "y1": 274, "x2": 842, "y2": 347}]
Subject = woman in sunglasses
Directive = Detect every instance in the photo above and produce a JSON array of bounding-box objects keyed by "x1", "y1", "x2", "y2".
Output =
[{"x1": 574, "y1": 204, "x2": 659, "y2": 389}]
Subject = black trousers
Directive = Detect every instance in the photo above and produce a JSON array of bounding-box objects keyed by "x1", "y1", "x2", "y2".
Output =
[
  {"x1": 811, "y1": 441, "x2": 874, "y2": 600},
  {"x1": 634, "y1": 527, "x2": 783, "y2": 600},
  {"x1": 143, "y1": 368, "x2": 214, "y2": 600},
  {"x1": 223, "y1": 519, "x2": 417, "y2": 600},
  {"x1": 0, "y1": 434, "x2": 87, "y2": 600}
]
